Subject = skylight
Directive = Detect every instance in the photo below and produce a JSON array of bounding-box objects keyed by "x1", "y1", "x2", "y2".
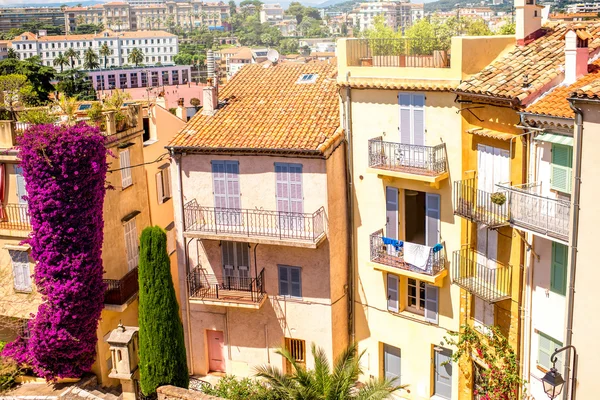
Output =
[{"x1": 297, "y1": 74, "x2": 318, "y2": 84}]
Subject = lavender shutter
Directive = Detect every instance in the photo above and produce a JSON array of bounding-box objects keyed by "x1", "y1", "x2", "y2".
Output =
[
  {"x1": 212, "y1": 161, "x2": 227, "y2": 209},
  {"x1": 275, "y1": 164, "x2": 290, "y2": 214},
  {"x1": 225, "y1": 161, "x2": 240, "y2": 209}
]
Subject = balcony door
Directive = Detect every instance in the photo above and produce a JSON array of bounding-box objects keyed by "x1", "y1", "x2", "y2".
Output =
[
  {"x1": 475, "y1": 224, "x2": 496, "y2": 332},
  {"x1": 212, "y1": 160, "x2": 241, "y2": 227},
  {"x1": 222, "y1": 241, "x2": 250, "y2": 286},
  {"x1": 275, "y1": 163, "x2": 304, "y2": 234},
  {"x1": 398, "y1": 93, "x2": 425, "y2": 169}
]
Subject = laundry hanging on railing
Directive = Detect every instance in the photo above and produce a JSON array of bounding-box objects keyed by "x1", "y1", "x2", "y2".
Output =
[
  {"x1": 404, "y1": 242, "x2": 432, "y2": 271},
  {"x1": 432, "y1": 243, "x2": 443, "y2": 253},
  {"x1": 382, "y1": 236, "x2": 404, "y2": 251}
]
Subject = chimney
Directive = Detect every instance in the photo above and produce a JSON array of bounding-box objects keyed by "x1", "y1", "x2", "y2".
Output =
[
  {"x1": 38, "y1": 29, "x2": 47, "y2": 37},
  {"x1": 564, "y1": 29, "x2": 589, "y2": 84},
  {"x1": 515, "y1": 0, "x2": 542, "y2": 45},
  {"x1": 202, "y1": 85, "x2": 218, "y2": 116},
  {"x1": 175, "y1": 98, "x2": 185, "y2": 120},
  {"x1": 155, "y1": 94, "x2": 167, "y2": 109}
]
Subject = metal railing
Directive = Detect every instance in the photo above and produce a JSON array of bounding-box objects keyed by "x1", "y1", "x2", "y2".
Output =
[
  {"x1": 497, "y1": 182, "x2": 570, "y2": 242},
  {"x1": 0, "y1": 204, "x2": 31, "y2": 231},
  {"x1": 369, "y1": 229, "x2": 446, "y2": 276},
  {"x1": 104, "y1": 267, "x2": 139, "y2": 306},
  {"x1": 453, "y1": 179, "x2": 509, "y2": 228},
  {"x1": 346, "y1": 38, "x2": 451, "y2": 68},
  {"x1": 368, "y1": 138, "x2": 447, "y2": 176},
  {"x1": 452, "y1": 248, "x2": 511, "y2": 303},
  {"x1": 187, "y1": 267, "x2": 266, "y2": 304},
  {"x1": 183, "y1": 200, "x2": 327, "y2": 243}
]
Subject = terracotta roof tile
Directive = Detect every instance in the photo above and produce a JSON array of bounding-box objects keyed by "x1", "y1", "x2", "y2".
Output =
[
  {"x1": 168, "y1": 62, "x2": 341, "y2": 155},
  {"x1": 457, "y1": 22, "x2": 600, "y2": 105},
  {"x1": 526, "y1": 60, "x2": 600, "y2": 117},
  {"x1": 340, "y1": 77, "x2": 458, "y2": 91}
]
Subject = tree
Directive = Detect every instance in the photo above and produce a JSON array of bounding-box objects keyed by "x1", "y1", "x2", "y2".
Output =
[
  {"x1": 54, "y1": 95, "x2": 78, "y2": 125},
  {"x1": 55, "y1": 70, "x2": 96, "y2": 101},
  {"x1": 83, "y1": 48, "x2": 100, "y2": 70},
  {"x1": 3, "y1": 123, "x2": 108, "y2": 380},
  {"x1": 278, "y1": 38, "x2": 299, "y2": 54},
  {"x1": 138, "y1": 226, "x2": 188, "y2": 396},
  {"x1": 255, "y1": 342, "x2": 404, "y2": 399},
  {"x1": 54, "y1": 53, "x2": 69, "y2": 73},
  {"x1": 498, "y1": 21, "x2": 516, "y2": 35},
  {"x1": 0, "y1": 57, "x2": 55, "y2": 105},
  {"x1": 128, "y1": 47, "x2": 145, "y2": 67},
  {"x1": 99, "y1": 43, "x2": 111, "y2": 69},
  {"x1": 63, "y1": 48, "x2": 79, "y2": 69},
  {"x1": 75, "y1": 23, "x2": 104, "y2": 34},
  {"x1": 6, "y1": 49, "x2": 16, "y2": 60},
  {"x1": 466, "y1": 19, "x2": 492, "y2": 36},
  {"x1": 0, "y1": 74, "x2": 34, "y2": 119}
]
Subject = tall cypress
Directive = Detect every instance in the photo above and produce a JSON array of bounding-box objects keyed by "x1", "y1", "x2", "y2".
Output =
[{"x1": 138, "y1": 226, "x2": 189, "y2": 395}]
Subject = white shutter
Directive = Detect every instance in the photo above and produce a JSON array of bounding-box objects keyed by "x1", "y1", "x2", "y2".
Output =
[
  {"x1": 212, "y1": 161, "x2": 227, "y2": 209},
  {"x1": 424, "y1": 284, "x2": 438, "y2": 324},
  {"x1": 10, "y1": 250, "x2": 31, "y2": 292},
  {"x1": 120, "y1": 149, "x2": 132, "y2": 188},
  {"x1": 15, "y1": 166, "x2": 27, "y2": 204},
  {"x1": 387, "y1": 274, "x2": 399, "y2": 312},
  {"x1": 124, "y1": 218, "x2": 138, "y2": 271},
  {"x1": 386, "y1": 187, "x2": 398, "y2": 240},
  {"x1": 399, "y1": 94, "x2": 412, "y2": 145},
  {"x1": 412, "y1": 94, "x2": 425, "y2": 146},
  {"x1": 425, "y1": 193, "x2": 440, "y2": 246},
  {"x1": 156, "y1": 172, "x2": 164, "y2": 204}
]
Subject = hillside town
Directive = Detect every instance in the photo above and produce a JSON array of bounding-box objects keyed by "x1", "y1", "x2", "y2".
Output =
[{"x1": 1, "y1": 0, "x2": 600, "y2": 399}]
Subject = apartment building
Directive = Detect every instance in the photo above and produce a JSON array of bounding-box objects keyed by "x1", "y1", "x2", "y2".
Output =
[
  {"x1": 566, "y1": 2, "x2": 600, "y2": 13},
  {"x1": 10, "y1": 30, "x2": 178, "y2": 71},
  {"x1": 167, "y1": 62, "x2": 349, "y2": 376},
  {"x1": 260, "y1": 3, "x2": 285, "y2": 23},
  {"x1": 89, "y1": 65, "x2": 191, "y2": 90},
  {"x1": 357, "y1": 1, "x2": 424, "y2": 34},
  {"x1": 64, "y1": 1, "x2": 230, "y2": 33},
  {"x1": 0, "y1": 41, "x2": 8, "y2": 61},
  {"x1": 336, "y1": 26, "x2": 514, "y2": 400},
  {"x1": 0, "y1": 7, "x2": 64, "y2": 34}
]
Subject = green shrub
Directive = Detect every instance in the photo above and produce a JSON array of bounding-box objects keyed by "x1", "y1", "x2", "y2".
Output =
[
  {"x1": 203, "y1": 376, "x2": 279, "y2": 400},
  {"x1": 18, "y1": 109, "x2": 57, "y2": 125}
]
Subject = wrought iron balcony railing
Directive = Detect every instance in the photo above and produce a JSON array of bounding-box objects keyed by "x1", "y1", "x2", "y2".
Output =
[
  {"x1": 346, "y1": 38, "x2": 451, "y2": 68},
  {"x1": 187, "y1": 267, "x2": 266, "y2": 305},
  {"x1": 369, "y1": 230, "x2": 446, "y2": 276},
  {"x1": 104, "y1": 267, "x2": 139, "y2": 306},
  {"x1": 452, "y1": 248, "x2": 511, "y2": 303},
  {"x1": 183, "y1": 200, "x2": 327, "y2": 243},
  {"x1": 497, "y1": 182, "x2": 570, "y2": 242},
  {"x1": 368, "y1": 139, "x2": 447, "y2": 177},
  {"x1": 453, "y1": 179, "x2": 508, "y2": 228},
  {"x1": 0, "y1": 203, "x2": 31, "y2": 231}
]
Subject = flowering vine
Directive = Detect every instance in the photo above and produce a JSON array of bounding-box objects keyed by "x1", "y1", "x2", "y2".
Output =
[
  {"x1": 3, "y1": 123, "x2": 109, "y2": 380},
  {"x1": 444, "y1": 324, "x2": 526, "y2": 400}
]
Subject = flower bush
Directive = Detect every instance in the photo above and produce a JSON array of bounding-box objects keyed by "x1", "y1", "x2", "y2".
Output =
[{"x1": 3, "y1": 123, "x2": 109, "y2": 380}]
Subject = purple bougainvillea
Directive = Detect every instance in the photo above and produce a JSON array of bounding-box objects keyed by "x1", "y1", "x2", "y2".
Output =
[{"x1": 3, "y1": 123, "x2": 109, "y2": 380}]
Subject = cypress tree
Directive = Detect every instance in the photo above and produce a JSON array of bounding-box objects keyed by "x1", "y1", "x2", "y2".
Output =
[{"x1": 138, "y1": 226, "x2": 189, "y2": 395}]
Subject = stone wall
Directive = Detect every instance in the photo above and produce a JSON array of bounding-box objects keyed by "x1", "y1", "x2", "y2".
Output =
[{"x1": 157, "y1": 386, "x2": 226, "y2": 400}]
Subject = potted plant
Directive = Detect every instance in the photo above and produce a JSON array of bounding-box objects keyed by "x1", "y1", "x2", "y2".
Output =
[{"x1": 490, "y1": 192, "x2": 506, "y2": 206}]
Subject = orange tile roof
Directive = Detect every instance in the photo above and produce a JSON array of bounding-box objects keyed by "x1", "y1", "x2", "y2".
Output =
[
  {"x1": 571, "y1": 79, "x2": 600, "y2": 99},
  {"x1": 467, "y1": 127, "x2": 514, "y2": 141},
  {"x1": 168, "y1": 62, "x2": 341, "y2": 155},
  {"x1": 457, "y1": 22, "x2": 600, "y2": 106},
  {"x1": 526, "y1": 60, "x2": 600, "y2": 118},
  {"x1": 340, "y1": 77, "x2": 458, "y2": 92},
  {"x1": 13, "y1": 29, "x2": 175, "y2": 41}
]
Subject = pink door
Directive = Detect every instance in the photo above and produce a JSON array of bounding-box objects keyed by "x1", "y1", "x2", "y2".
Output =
[{"x1": 207, "y1": 330, "x2": 225, "y2": 372}]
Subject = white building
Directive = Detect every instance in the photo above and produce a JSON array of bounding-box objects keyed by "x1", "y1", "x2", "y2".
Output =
[
  {"x1": 566, "y1": 2, "x2": 600, "y2": 13},
  {"x1": 357, "y1": 1, "x2": 423, "y2": 33},
  {"x1": 88, "y1": 64, "x2": 191, "y2": 90},
  {"x1": 10, "y1": 29, "x2": 178, "y2": 71},
  {"x1": 0, "y1": 41, "x2": 8, "y2": 60},
  {"x1": 260, "y1": 3, "x2": 285, "y2": 23}
]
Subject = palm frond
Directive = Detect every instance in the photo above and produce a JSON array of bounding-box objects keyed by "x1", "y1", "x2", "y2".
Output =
[
  {"x1": 354, "y1": 377, "x2": 407, "y2": 400},
  {"x1": 311, "y1": 343, "x2": 332, "y2": 396},
  {"x1": 254, "y1": 364, "x2": 296, "y2": 399}
]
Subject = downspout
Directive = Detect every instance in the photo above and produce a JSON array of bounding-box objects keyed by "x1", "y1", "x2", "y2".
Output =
[
  {"x1": 563, "y1": 100, "x2": 583, "y2": 400},
  {"x1": 343, "y1": 72, "x2": 356, "y2": 344}
]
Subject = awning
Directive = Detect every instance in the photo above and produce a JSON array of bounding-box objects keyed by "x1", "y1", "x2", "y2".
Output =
[
  {"x1": 467, "y1": 127, "x2": 513, "y2": 141},
  {"x1": 534, "y1": 132, "x2": 573, "y2": 146}
]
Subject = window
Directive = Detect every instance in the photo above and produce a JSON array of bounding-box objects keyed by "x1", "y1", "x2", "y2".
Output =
[
  {"x1": 166, "y1": 222, "x2": 176, "y2": 254},
  {"x1": 387, "y1": 273, "x2": 398, "y2": 312},
  {"x1": 537, "y1": 331, "x2": 563, "y2": 372},
  {"x1": 10, "y1": 250, "x2": 31, "y2": 292},
  {"x1": 156, "y1": 166, "x2": 172, "y2": 204},
  {"x1": 124, "y1": 218, "x2": 139, "y2": 271},
  {"x1": 284, "y1": 338, "x2": 306, "y2": 367},
  {"x1": 550, "y1": 144, "x2": 573, "y2": 194},
  {"x1": 275, "y1": 162, "x2": 303, "y2": 214},
  {"x1": 222, "y1": 241, "x2": 250, "y2": 281},
  {"x1": 296, "y1": 73, "x2": 318, "y2": 84},
  {"x1": 14, "y1": 166, "x2": 27, "y2": 204},
  {"x1": 119, "y1": 149, "x2": 133, "y2": 188},
  {"x1": 399, "y1": 93, "x2": 425, "y2": 146},
  {"x1": 383, "y1": 344, "x2": 401, "y2": 382},
  {"x1": 551, "y1": 242, "x2": 568, "y2": 295},
  {"x1": 474, "y1": 297, "x2": 494, "y2": 334},
  {"x1": 406, "y1": 278, "x2": 438, "y2": 323},
  {"x1": 278, "y1": 265, "x2": 301, "y2": 298}
]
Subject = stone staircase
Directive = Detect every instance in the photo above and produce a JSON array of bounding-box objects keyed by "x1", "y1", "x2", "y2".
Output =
[{"x1": 63, "y1": 385, "x2": 122, "y2": 400}]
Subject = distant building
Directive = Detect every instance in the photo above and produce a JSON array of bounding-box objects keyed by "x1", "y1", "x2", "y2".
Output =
[
  {"x1": 260, "y1": 3, "x2": 285, "y2": 24},
  {"x1": 0, "y1": 41, "x2": 9, "y2": 61},
  {"x1": 0, "y1": 7, "x2": 65, "y2": 34},
  {"x1": 217, "y1": 46, "x2": 269, "y2": 79},
  {"x1": 549, "y1": 11, "x2": 599, "y2": 21},
  {"x1": 356, "y1": 1, "x2": 424, "y2": 34},
  {"x1": 10, "y1": 29, "x2": 178, "y2": 71},
  {"x1": 87, "y1": 65, "x2": 191, "y2": 91},
  {"x1": 566, "y1": 2, "x2": 600, "y2": 13},
  {"x1": 275, "y1": 19, "x2": 298, "y2": 37}
]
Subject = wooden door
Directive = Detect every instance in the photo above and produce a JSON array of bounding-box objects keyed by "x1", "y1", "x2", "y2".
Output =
[{"x1": 207, "y1": 330, "x2": 225, "y2": 372}]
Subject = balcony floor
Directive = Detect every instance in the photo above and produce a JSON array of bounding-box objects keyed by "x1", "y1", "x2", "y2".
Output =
[
  {"x1": 370, "y1": 254, "x2": 447, "y2": 287},
  {"x1": 453, "y1": 276, "x2": 510, "y2": 303},
  {"x1": 367, "y1": 166, "x2": 448, "y2": 188},
  {"x1": 454, "y1": 202, "x2": 508, "y2": 229},
  {"x1": 190, "y1": 289, "x2": 267, "y2": 309}
]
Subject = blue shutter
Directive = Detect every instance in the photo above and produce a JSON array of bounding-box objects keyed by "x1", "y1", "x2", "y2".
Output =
[
  {"x1": 278, "y1": 265, "x2": 289, "y2": 296},
  {"x1": 290, "y1": 267, "x2": 302, "y2": 297}
]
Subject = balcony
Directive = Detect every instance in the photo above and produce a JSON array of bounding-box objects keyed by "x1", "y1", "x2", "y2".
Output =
[
  {"x1": 497, "y1": 183, "x2": 570, "y2": 243},
  {"x1": 187, "y1": 267, "x2": 266, "y2": 309},
  {"x1": 183, "y1": 200, "x2": 327, "y2": 248},
  {"x1": 452, "y1": 248, "x2": 511, "y2": 303},
  {"x1": 453, "y1": 179, "x2": 508, "y2": 228},
  {"x1": 0, "y1": 204, "x2": 31, "y2": 232},
  {"x1": 369, "y1": 230, "x2": 447, "y2": 286},
  {"x1": 104, "y1": 267, "x2": 139, "y2": 308},
  {"x1": 345, "y1": 38, "x2": 450, "y2": 68},
  {"x1": 367, "y1": 138, "x2": 448, "y2": 186}
]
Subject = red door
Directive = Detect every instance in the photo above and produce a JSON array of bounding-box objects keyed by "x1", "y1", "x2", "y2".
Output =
[{"x1": 207, "y1": 330, "x2": 225, "y2": 372}]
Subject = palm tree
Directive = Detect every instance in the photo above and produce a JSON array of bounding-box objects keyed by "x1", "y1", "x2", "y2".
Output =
[
  {"x1": 255, "y1": 343, "x2": 404, "y2": 400},
  {"x1": 64, "y1": 47, "x2": 79, "y2": 69},
  {"x1": 99, "y1": 43, "x2": 111, "y2": 69},
  {"x1": 54, "y1": 53, "x2": 69, "y2": 72},
  {"x1": 83, "y1": 48, "x2": 100, "y2": 70},
  {"x1": 128, "y1": 47, "x2": 144, "y2": 67},
  {"x1": 54, "y1": 94, "x2": 79, "y2": 125},
  {"x1": 145, "y1": 16, "x2": 154, "y2": 29}
]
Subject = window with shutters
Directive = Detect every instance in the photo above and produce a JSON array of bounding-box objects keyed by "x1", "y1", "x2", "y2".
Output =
[
  {"x1": 387, "y1": 274, "x2": 399, "y2": 312},
  {"x1": 284, "y1": 338, "x2": 306, "y2": 370},
  {"x1": 10, "y1": 250, "x2": 31, "y2": 293},
  {"x1": 398, "y1": 93, "x2": 425, "y2": 146},
  {"x1": 123, "y1": 218, "x2": 139, "y2": 271},
  {"x1": 550, "y1": 242, "x2": 568, "y2": 295},
  {"x1": 120, "y1": 149, "x2": 133, "y2": 189},
  {"x1": 212, "y1": 161, "x2": 241, "y2": 225},
  {"x1": 537, "y1": 331, "x2": 563, "y2": 372},
  {"x1": 383, "y1": 344, "x2": 401, "y2": 383},
  {"x1": 166, "y1": 222, "x2": 176, "y2": 254},
  {"x1": 278, "y1": 265, "x2": 302, "y2": 298},
  {"x1": 222, "y1": 241, "x2": 250, "y2": 281},
  {"x1": 14, "y1": 166, "x2": 27, "y2": 204},
  {"x1": 550, "y1": 144, "x2": 573, "y2": 194},
  {"x1": 405, "y1": 278, "x2": 438, "y2": 322},
  {"x1": 156, "y1": 166, "x2": 172, "y2": 204}
]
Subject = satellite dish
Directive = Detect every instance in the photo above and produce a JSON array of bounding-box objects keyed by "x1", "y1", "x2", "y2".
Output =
[{"x1": 267, "y1": 49, "x2": 280, "y2": 63}]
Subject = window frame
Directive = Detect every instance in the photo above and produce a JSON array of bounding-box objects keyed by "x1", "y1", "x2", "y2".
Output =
[
  {"x1": 10, "y1": 250, "x2": 32, "y2": 293},
  {"x1": 119, "y1": 148, "x2": 133, "y2": 189},
  {"x1": 406, "y1": 277, "x2": 426, "y2": 315},
  {"x1": 278, "y1": 265, "x2": 302, "y2": 298},
  {"x1": 550, "y1": 241, "x2": 568, "y2": 296},
  {"x1": 537, "y1": 331, "x2": 563, "y2": 372},
  {"x1": 123, "y1": 217, "x2": 139, "y2": 271},
  {"x1": 156, "y1": 165, "x2": 172, "y2": 204}
]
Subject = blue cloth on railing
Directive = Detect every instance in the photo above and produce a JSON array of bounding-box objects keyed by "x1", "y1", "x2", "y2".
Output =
[
  {"x1": 432, "y1": 243, "x2": 443, "y2": 253},
  {"x1": 382, "y1": 236, "x2": 404, "y2": 251}
]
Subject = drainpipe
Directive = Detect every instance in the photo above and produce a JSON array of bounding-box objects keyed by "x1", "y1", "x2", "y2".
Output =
[
  {"x1": 343, "y1": 72, "x2": 356, "y2": 345},
  {"x1": 563, "y1": 100, "x2": 583, "y2": 400}
]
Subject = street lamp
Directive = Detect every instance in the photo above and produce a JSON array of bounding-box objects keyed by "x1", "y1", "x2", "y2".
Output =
[{"x1": 541, "y1": 345, "x2": 577, "y2": 399}]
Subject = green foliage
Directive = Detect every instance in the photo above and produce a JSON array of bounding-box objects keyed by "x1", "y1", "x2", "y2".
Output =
[
  {"x1": 138, "y1": 226, "x2": 188, "y2": 396},
  {"x1": 83, "y1": 48, "x2": 100, "y2": 70},
  {"x1": 128, "y1": 48, "x2": 145, "y2": 67},
  {"x1": 64, "y1": 48, "x2": 79, "y2": 69},
  {"x1": 54, "y1": 54, "x2": 69, "y2": 73},
  {"x1": 240, "y1": 0, "x2": 263, "y2": 8},
  {"x1": 204, "y1": 376, "x2": 279, "y2": 400},
  {"x1": 86, "y1": 102, "x2": 104, "y2": 128},
  {"x1": 297, "y1": 17, "x2": 328, "y2": 38},
  {"x1": 498, "y1": 22, "x2": 516, "y2": 35},
  {"x1": 189, "y1": 98, "x2": 201, "y2": 108},
  {"x1": 0, "y1": 74, "x2": 35, "y2": 117},
  {"x1": 74, "y1": 23, "x2": 104, "y2": 34},
  {"x1": 278, "y1": 38, "x2": 299, "y2": 55},
  {"x1": 0, "y1": 57, "x2": 55, "y2": 105},
  {"x1": 444, "y1": 325, "x2": 525, "y2": 400},
  {"x1": 0, "y1": 356, "x2": 21, "y2": 393},
  {"x1": 466, "y1": 19, "x2": 493, "y2": 36},
  {"x1": 286, "y1": 2, "x2": 322, "y2": 23},
  {"x1": 255, "y1": 342, "x2": 404, "y2": 399},
  {"x1": 55, "y1": 70, "x2": 96, "y2": 101},
  {"x1": 99, "y1": 43, "x2": 111, "y2": 68},
  {"x1": 18, "y1": 108, "x2": 58, "y2": 125}
]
